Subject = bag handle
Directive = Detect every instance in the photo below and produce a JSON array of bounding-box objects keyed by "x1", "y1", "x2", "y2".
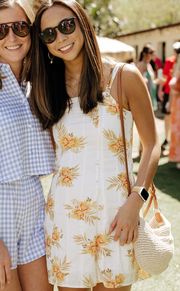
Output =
[
  {"x1": 116, "y1": 64, "x2": 131, "y2": 195},
  {"x1": 116, "y1": 63, "x2": 161, "y2": 219}
]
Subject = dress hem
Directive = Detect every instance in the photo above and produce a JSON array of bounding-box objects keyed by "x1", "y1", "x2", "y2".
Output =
[{"x1": 48, "y1": 279, "x2": 137, "y2": 288}]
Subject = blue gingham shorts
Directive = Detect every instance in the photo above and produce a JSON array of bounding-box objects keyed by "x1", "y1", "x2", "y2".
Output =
[{"x1": 0, "y1": 177, "x2": 46, "y2": 269}]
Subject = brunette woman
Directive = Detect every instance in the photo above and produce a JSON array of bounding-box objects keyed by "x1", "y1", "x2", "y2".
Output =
[{"x1": 30, "y1": 1, "x2": 160, "y2": 290}]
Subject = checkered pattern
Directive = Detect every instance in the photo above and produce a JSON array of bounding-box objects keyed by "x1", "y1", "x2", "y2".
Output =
[
  {"x1": 0, "y1": 63, "x2": 55, "y2": 183},
  {"x1": 0, "y1": 177, "x2": 46, "y2": 269}
]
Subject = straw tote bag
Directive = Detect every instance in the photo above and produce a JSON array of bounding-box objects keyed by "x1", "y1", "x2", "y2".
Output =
[{"x1": 117, "y1": 63, "x2": 174, "y2": 275}]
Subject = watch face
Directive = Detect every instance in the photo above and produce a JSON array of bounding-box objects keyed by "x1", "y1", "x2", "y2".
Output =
[{"x1": 141, "y1": 188, "x2": 149, "y2": 200}]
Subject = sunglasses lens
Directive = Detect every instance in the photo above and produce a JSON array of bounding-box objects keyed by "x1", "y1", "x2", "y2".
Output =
[
  {"x1": 40, "y1": 28, "x2": 56, "y2": 44},
  {"x1": 40, "y1": 18, "x2": 76, "y2": 44},
  {"x1": 59, "y1": 18, "x2": 76, "y2": 35},
  {"x1": 12, "y1": 21, "x2": 30, "y2": 37},
  {"x1": 0, "y1": 24, "x2": 8, "y2": 40}
]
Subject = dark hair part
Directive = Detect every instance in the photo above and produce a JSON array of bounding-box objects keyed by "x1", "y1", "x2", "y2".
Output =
[
  {"x1": 139, "y1": 44, "x2": 154, "y2": 61},
  {"x1": 0, "y1": 0, "x2": 35, "y2": 88},
  {"x1": 30, "y1": 0, "x2": 104, "y2": 129}
]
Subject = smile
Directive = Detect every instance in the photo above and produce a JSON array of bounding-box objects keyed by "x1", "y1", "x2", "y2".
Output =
[
  {"x1": 59, "y1": 43, "x2": 74, "y2": 53},
  {"x1": 5, "y1": 45, "x2": 22, "y2": 50}
]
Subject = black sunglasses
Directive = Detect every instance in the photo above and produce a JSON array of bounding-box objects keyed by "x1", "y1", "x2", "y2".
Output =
[
  {"x1": 40, "y1": 17, "x2": 76, "y2": 44},
  {"x1": 0, "y1": 21, "x2": 30, "y2": 40}
]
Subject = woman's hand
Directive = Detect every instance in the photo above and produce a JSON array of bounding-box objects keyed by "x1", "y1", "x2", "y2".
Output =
[
  {"x1": 0, "y1": 240, "x2": 11, "y2": 289},
  {"x1": 109, "y1": 193, "x2": 143, "y2": 245}
]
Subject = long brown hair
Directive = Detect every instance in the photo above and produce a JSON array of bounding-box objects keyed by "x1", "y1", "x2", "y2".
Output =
[
  {"x1": 30, "y1": 0, "x2": 104, "y2": 129},
  {"x1": 0, "y1": 0, "x2": 35, "y2": 88}
]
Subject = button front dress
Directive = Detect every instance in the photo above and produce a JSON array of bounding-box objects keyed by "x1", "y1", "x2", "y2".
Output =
[{"x1": 45, "y1": 65, "x2": 144, "y2": 287}]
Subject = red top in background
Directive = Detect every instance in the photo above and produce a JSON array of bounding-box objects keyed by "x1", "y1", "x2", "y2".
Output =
[{"x1": 163, "y1": 56, "x2": 176, "y2": 94}]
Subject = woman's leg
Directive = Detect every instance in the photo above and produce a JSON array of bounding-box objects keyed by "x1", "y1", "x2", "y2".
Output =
[
  {"x1": 18, "y1": 256, "x2": 53, "y2": 291},
  {"x1": 94, "y1": 283, "x2": 131, "y2": 291},
  {"x1": 3, "y1": 269, "x2": 22, "y2": 291}
]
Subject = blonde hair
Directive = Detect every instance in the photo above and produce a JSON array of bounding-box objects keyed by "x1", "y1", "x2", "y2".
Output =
[
  {"x1": 1, "y1": 0, "x2": 35, "y2": 23},
  {"x1": 0, "y1": 0, "x2": 35, "y2": 87},
  {"x1": 16, "y1": 0, "x2": 35, "y2": 24}
]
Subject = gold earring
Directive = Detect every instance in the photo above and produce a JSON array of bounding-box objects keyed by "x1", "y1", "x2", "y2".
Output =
[{"x1": 48, "y1": 52, "x2": 54, "y2": 64}]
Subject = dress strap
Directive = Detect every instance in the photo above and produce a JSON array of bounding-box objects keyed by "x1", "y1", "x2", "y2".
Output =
[{"x1": 105, "y1": 63, "x2": 123, "y2": 93}]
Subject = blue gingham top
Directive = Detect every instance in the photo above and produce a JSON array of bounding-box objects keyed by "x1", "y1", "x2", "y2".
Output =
[{"x1": 0, "y1": 63, "x2": 55, "y2": 182}]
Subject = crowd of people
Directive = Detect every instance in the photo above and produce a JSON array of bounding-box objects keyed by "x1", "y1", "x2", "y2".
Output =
[
  {"x1": 0, "y1": 1, "x2": 178, "y2": 291},
  {"x1": 137, "y1": 42, "x2": 180, "y2": 169}
]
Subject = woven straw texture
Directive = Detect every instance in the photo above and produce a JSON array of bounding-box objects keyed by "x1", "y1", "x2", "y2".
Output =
[{"x1": 134, "y1": 213, "x2": 174, "y2": 275}]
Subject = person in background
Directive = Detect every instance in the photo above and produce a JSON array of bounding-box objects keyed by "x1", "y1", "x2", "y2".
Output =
[
  {"x1": 151, "y1": 52, "x2": 163, "y2": 75},
  {"x1": 0, "y1": 0, "x2": 54, "y2": 290},
  {"x1": 150, "y1": 51, "x2": 163, "y2": 109},
  {"x1": 30, "y1": 1, "x2": 160, "y2": 290},
  {"x1": 158, "y1": 44, "x2": 177, "y2": 152},
  {"x1": 136, "y1": 44, "x2": 158, "y2": 112},
  {"x1": 169, "y1": 42, "x2": 180, "y2": 169}
]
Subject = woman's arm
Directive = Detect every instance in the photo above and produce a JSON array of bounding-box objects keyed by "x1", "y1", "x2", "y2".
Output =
[
  {"x1": 123, "y1": 64, "x2": 160, "y2": 189},
  {"x1": 109, "y1": 64, "x2": 161, "y2": 245}
]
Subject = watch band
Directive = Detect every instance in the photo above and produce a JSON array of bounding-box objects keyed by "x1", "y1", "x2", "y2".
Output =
[{"x1": 132, "y1": 186, "x2": 149, "y2": 202}]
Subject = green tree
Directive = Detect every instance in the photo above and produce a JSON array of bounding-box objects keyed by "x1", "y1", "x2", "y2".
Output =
[
  {"x1": 79, "y1": 0, "x2": 180, "y2": 35},
  {"x1": 32, "y1": 0, "x2": 180, "y2": 36},
  {"x1": 77, "y1": 0, "x2": 122, "y2": 37},
  {"x1": 111, "y1": 0, "x2": 180, "y2": 34}
]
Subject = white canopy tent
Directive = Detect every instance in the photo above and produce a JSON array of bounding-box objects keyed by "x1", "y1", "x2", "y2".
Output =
[{"x1": 97, "y1": 36, "x2": 135, "y2": 62}]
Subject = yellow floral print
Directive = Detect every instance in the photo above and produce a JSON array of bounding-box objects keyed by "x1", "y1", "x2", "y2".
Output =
[
  {"x1": 104, "y1": 96, "x2": 119, "y2": 115},
  {"x1": 46, "y1": 194, "x2": 54, "y2": 220},
  {"x1": 57, "y1": 165, "x2": 79, "y2": 187},
  {"x1": 87, "y1": 107, "x2": 99, "y2": 127},
  {"x1": 83, "y1": 275, "x2": 95, "y2": 288},
  {"x1": 64, "y1": 198, "x2": 103, "y2": 224},
  {"x1": 103, "y1": 129, "x2": 129, "y2": 163},
  {"x1": 45, "y1": 233, "x2": 52, "y2": 258},
  {"x1": 127, "y1": 249, "x2": 139, "y2": 269},
  {"x1": 58, "y1": 124, "x2": 86, "y2": 152},
  {"x1": 127, "y1": 249, "x2": 150, "y2": 279},
  {"x1": 45, "y1": 72, "x2": 140, "y2": 286},
  {"x1": 138, "y1": 268, "x2": 150, "y2": 280},
  {"x1": 52, "y1": 226, "x2": 63, "y2": 247},
  {"x1": 49, "y1": 256, "x2": 71, "y2": 284},
  {"x1": 74, "y1": 233, "x2": 113, "y2": 258},
  {"x1": 45, "y1": 226, "x2": 63, "y2": 258},
  {"x1": 107, "y1": 172, "x2": 128, "y2": 192},
  {"x1": 101, "y1": 268, "x2": 125, "y2": 288}
]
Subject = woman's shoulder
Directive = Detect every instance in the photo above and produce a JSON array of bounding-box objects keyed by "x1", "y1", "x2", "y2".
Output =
[
  {"x1": 102, "y1": 59, "x2": 140, "y2": 89},
  {"x1": 102, "y1": 58, "x2": 138, "y2": 74}
]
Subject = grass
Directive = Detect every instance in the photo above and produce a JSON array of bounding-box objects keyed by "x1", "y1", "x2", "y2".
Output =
[{"x1": 154, "y1": 158, "x2": 180, "y2": 201}]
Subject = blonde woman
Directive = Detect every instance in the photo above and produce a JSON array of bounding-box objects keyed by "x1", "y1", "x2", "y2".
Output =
[{"x1": 0, "y1": 1, "x2": 54, "y2": 290}]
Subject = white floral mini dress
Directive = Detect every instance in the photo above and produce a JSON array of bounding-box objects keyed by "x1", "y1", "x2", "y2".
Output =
[{"x1": 45, "y1": 64, "x2": 145, "y2": 287}]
